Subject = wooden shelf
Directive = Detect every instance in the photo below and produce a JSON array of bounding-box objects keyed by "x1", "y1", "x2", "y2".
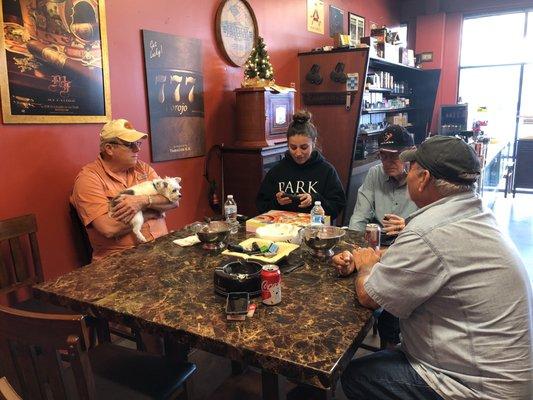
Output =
[{"x1": 362, "y1": 107, "x2": 415, "y2": 114}]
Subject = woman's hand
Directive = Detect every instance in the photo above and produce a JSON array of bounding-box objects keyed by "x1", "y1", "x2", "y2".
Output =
[
  {"x1": 276, "y1": 191, "x2": 292, "y2": 206},
  {"x1": 332, "y1": 250, "x2": 355, "y2": 276},
  {"x1": 298, "y1": 193, "x2": 313, "y2": 208},
  {"x1": 382, "y1": 214, "x2": 405, "y2": 236}
]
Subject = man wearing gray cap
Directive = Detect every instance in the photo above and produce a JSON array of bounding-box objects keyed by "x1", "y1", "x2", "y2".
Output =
[
  {"x1": 71, "y1": 119, "x2": 179, "y2": 261},
  {"x1": 336, "y1": 136, "x2": 532, "y2": 399}
]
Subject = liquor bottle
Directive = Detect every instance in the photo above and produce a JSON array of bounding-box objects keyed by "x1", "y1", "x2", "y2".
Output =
[
  {"x1": 310, "y1": 201, "x2": 325, "y2": 226},
  {"x1": 224, "y1": 195, "x2": 238, "y2": 234}
]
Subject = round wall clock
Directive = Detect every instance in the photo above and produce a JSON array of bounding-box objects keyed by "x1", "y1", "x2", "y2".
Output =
[{"x1": 215, "y1": 0, "x2": 258, "y2": 67}]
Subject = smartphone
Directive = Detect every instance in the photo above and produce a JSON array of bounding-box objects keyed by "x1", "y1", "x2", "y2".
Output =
[
  {"x1": 225, "y1": 292, "x2": 250, "y2": 315},
  {"x1": 284, "y1": 193, "x2": 301, "y2": 204}
]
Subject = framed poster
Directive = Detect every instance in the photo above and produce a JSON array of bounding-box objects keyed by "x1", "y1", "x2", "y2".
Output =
[
  {"x1": 307, "y1": 0, "x2": 324, "y2": 34},
  {"x1": 215, "y1": 0, "x2": 258, "y2": 67},
  {"x1": 348, "y1": 13, "x2": 365, "y2": 46},
  {"x1": 142, "y1": 30, "x2": 205, "y2": 162},
  {"x1": 0, "y1": 0, "x2": 111, "y2": 123},
  {"x1": 329, "y1": 5, "x2": 344, "y2": 38}
]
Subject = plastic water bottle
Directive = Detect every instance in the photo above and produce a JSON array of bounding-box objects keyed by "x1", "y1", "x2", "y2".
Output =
[
  {"x1": 224, "y1": 195, "x2": 239, "y2": 234},
  {"x1": 310, "y1": 201, "x2": 325, "y2": 226}
]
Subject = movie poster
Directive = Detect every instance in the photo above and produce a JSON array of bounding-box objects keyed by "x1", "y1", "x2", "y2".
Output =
[
  {"x1": 0, "y1": 0, "x2": 111, "y2": 123},
  {"x1": 142, "y1": 30, "x2": 205, "y2": 161}
]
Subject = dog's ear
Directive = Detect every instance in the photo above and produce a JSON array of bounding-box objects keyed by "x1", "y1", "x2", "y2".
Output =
[{"x1": 176, "y1": 177, "x2": 182, "y2": 183}]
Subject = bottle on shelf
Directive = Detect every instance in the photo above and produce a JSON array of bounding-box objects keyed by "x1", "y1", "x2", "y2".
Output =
[
  {"x1": 224, "y1": 195, "x2": 239, "y2": 234},
  {"x1": 310, "y1": 201, "x2": 325, "y2": 226}
]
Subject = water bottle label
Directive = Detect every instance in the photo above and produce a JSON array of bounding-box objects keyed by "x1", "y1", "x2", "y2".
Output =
[
  {"x1": 311, "y1": 215, "x2": 325, "y2": 225},
  {"x1": 225, "y1": 205, "x2": 237, "y2": 218}
]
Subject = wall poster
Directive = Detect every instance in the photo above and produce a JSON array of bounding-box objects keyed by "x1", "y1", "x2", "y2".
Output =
[
  {"x1": 307, "y1": 0, "x2": 324, "y2": 34},
  {"x1": 329, "y1": 5, "x2": 344, "y2": 38},
  {"x1": 142, "y1": 30, "x2": 205, "y2": 162},
  {"x1": 0, "y1": 0, "x2": 111, "y2": 123}
]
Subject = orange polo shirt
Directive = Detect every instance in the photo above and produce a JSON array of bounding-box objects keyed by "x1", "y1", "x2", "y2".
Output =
[{"x1": 70, "y1": 156, "x2": 168, "y2": 261}]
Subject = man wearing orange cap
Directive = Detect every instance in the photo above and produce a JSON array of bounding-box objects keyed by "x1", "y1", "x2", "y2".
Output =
[{"x1": 71, "y1": 119, "x2": 179, "y2": 261}]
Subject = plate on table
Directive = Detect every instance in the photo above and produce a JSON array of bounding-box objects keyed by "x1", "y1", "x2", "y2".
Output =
[{"x1": 256, "y1": 223, "x2": 300, "y2": 242}]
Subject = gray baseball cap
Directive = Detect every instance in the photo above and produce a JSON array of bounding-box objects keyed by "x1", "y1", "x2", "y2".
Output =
[{"x1": 400, "y1": 135, "x2": 481, "y2": 184}]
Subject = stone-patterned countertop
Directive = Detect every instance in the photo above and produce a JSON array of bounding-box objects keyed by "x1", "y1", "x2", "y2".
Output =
[{"x1": 35, "y1": 228, "x2": 373, "y2": 390}]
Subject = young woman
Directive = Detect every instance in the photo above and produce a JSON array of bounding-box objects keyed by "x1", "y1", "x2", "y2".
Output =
[{"x1": 256, "y1": 110, "x2": 346, "y2": 219}]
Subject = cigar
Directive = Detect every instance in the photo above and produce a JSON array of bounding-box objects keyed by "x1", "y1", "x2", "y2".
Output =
[{"x1": 26, "y1": 40, "x2": 97, "y2": 82}]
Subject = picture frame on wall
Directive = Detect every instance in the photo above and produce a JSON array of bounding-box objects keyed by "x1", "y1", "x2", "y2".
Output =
[
  {"x1": 329, "y1": 5, "x2": 344, "y2": 38},
  {"x1": 142, "y1": 30, "x2": 205, "y2": 162},
  {"x1": 0, "y1": 0, "x2": 112, "y2": 124},
  {"x1": 348, "y1": 12, "x2": 365, "y2": 46}
]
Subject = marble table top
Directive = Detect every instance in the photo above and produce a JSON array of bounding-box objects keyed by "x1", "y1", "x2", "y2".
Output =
[{"x1": 35, "y1": 227, "x2": 373, "y2": 390}]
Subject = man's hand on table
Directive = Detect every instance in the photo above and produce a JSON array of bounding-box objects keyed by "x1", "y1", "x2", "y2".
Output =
[
  {"x1": 353, "y1": 247, "x2": 381, "y2": 272},
  {"x1": 332, "y1": 246, "x2": 382, "y2": 277},
  {"x1": 332, "y1": 250, "x2": 355, "y2": 276}
]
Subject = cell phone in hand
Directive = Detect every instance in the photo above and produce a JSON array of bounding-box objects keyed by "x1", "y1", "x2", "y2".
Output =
[
  {"x1": 284, "y1": 193, "x2": 301, "y2": 204},
  {"x1": 225, "y1": 292, "x2": 250, "y2": 315}
]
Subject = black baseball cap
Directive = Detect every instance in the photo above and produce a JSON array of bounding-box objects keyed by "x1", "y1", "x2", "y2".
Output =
[
  {"x1": 400, "y1": 135, "x2": 481, "y2": 184},
  {"x1": 378, "y1": 125, "x2": 414, "y2": 152}
]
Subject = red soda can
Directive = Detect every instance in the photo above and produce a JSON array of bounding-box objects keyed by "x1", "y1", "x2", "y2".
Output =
[
  {"x1": 365, "y1": 223, "x2": 381, "y2": 250},
  {"x1": 261, "y1": 265, "x2": 281, "y2": 305}
]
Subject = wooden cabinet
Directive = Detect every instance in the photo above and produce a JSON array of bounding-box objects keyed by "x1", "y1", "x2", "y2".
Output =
[
  {"x1": 222, "y1": 144, "x2": 287, "y2": 217},
  {"x1": 234, "y1": 87, "x2": 295, "y2": 147}
]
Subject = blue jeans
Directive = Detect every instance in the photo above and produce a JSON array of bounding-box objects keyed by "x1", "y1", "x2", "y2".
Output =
[{"x1": 341, "y1": 350, "x2": 443, "y2": 400}]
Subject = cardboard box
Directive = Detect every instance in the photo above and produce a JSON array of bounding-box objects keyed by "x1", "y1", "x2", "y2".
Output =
[{"x1": 246, "y1": 210, "x2": 330, "y2": 233}]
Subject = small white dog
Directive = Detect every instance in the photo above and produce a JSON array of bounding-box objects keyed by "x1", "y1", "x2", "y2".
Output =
[{"x1": 111, "y1": 177, "x2": 182, "y2": 243}]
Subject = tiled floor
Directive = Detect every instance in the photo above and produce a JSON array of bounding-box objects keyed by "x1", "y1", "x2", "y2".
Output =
[{"x1": 489, "y1": 192, "x2": 533, "y2": 284}]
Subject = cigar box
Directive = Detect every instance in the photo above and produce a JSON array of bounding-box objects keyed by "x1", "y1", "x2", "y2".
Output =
[{"x1": 246, "y1": 210, "x2": 330, "y2": 233}]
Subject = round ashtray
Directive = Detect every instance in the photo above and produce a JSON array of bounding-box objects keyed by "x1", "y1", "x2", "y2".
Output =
[{"x1": 213, "y1": 260, "x2": 263, "y2": 297}]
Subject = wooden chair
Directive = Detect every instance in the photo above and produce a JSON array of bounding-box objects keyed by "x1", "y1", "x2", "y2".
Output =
[
  {"x1": 0, "y1": 305, "x2": 196, "y2": 400},
  {"x1": 0, "y1": 214, "x2": 68, "y2": 314}
]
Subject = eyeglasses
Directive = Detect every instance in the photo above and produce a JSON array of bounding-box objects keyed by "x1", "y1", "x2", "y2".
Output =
[
  {"x1": 377, "y1": 151, "x2": 400, "y2": 161},
  {"x1": 108, "y1": 140, "x2": 142, "y2": 150}
]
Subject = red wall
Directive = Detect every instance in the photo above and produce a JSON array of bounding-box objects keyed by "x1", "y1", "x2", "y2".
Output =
[
  {"x1": 415, "y1": 12, "x2": 462, "y2": 133},
  {"x1": 0, "y1": 0, "x2": 400, "y2": 281}
]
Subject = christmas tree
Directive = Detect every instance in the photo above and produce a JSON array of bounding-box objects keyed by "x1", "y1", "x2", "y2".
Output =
[{"x1": 243, "y1": 36, "x2": 275, "y2": 87}]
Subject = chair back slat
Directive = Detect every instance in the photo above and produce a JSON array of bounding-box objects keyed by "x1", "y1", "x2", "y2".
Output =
[
  {"x1": 28, "y1": 233, "x2": 44, "y2": 283},
  {"x1": 0, "y1": 215, "x2": 43, "y2": 300},
  {"x1": 8, "y1": 238, "x2": 29, "y2": 284},
  {"x1": 11, "y1": 343, "x2": 45, "y2": 400},
  {"x1": 0, "y1": 340, "x2": 22, "y2": 396},
  {"x1": 0, "y1": 215, "x2": 37, "y2": 241},
  {"x1": 0, "y1": 306, "x2": 95, "y2": 400},
  {"x1": 37, "y1": 348, "x2": 69, "y2": 400},
  {"x1": 0, "y1": 254, "x2": 10, "y2": 289}
]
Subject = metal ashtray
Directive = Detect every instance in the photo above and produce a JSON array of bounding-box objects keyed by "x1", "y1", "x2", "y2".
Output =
[
  {"x1": 213, "y1": 260, "x2": 263, "y2": 297},
  {"x1": 187, "y1": 221, "x2": 231, "y2": 250},
  {"x1": 302, "y1": 226, "x2": 346, "y2": 259}
]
